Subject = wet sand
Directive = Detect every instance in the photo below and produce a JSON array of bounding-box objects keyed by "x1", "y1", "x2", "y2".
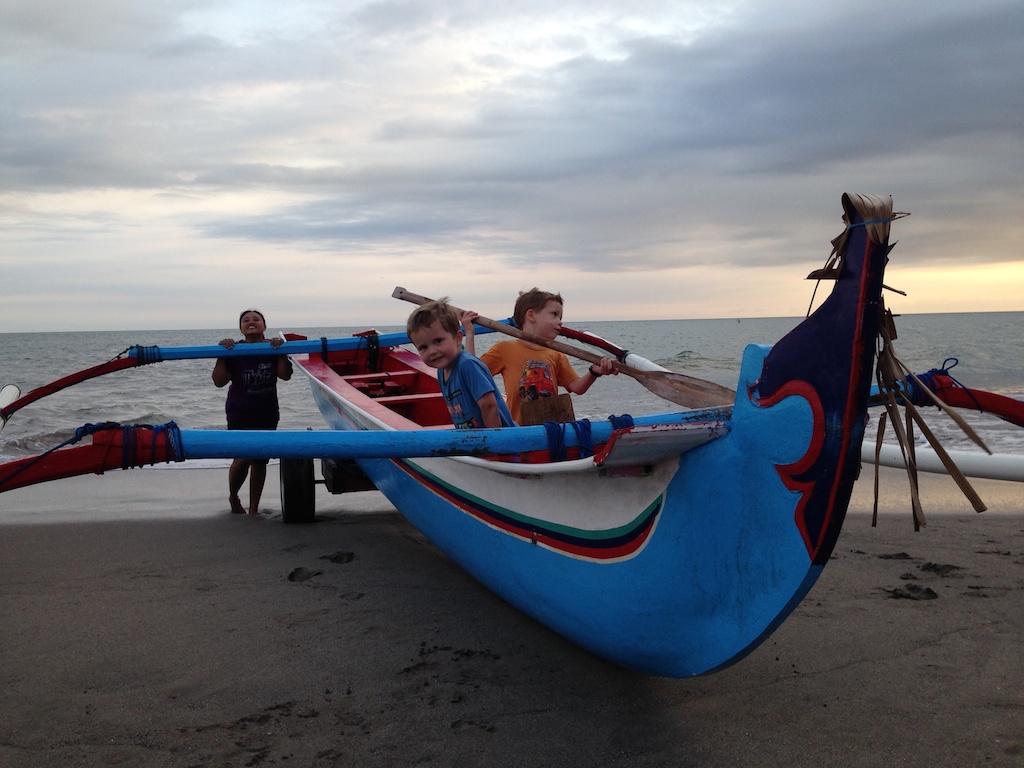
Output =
[{"x1": 0, "y1": 467, "x2": 1022, "y2": 767}]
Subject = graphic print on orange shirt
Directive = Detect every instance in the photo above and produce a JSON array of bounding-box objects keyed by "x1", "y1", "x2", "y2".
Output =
[{"x1": 518, "y1": 360, "x2": 558, "y2": 402}]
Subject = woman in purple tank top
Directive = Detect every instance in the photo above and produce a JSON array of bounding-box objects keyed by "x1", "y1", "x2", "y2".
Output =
[{"x1": 212, "y1": 310, "x2": 293, "y2": 516}]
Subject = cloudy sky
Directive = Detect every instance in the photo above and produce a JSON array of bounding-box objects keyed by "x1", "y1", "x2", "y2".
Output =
[{"x1": 2, "y1": 0, "x2": 1022, "y2": 333}]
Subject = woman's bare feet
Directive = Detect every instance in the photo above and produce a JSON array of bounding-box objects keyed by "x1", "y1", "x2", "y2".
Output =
[{"x1": 229, "y1": 496, "x2": 246, "y2": 515}]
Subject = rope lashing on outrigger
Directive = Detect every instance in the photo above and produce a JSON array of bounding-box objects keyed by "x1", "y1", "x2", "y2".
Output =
[
  {"x1": 0, "y1": 421, "x2": 185, "y2": 489},
  {"x1": 110, "y1": 421, "x2": 185, "y2": 468},
  {"x1": 608, "y1": 414, "x2": 635, "y2": 431},
  {"x1": 543, "y1": 419, "x2": 594, "y2": 461},
  {"x1": 897, "y1": 358, "x2": 974, "y2": 406},
  {"x1": 130, "y1": 345, "x2": 165, "y2": 364},
  {"x1": 870, "y1": 308, "x2": 988, "y2": 530},
  {"x1": 542, "y1": 415, "x2": 634, "y2": 462}
]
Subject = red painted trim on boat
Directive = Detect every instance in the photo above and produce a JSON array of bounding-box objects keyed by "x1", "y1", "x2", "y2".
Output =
[
  {"x1": 389, "y1": 458, "x2": 658, "y2": 560},
  {"x1": 759, "y1": 380, "x2": 826, "y2": 557}
]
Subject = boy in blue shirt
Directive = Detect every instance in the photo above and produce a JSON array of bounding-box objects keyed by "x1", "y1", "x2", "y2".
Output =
[{"x1": 407, "y1": 299, "x2": 516, "y2": 429}]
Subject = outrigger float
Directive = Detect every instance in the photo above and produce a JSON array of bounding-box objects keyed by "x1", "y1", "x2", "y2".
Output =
[{"x1": 1, "y1": 193, "x2": 1020, "y2": 676}]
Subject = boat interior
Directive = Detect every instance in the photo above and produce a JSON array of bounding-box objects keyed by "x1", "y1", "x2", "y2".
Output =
[{"x1": 287, "y1": 332, "x2": 601, "y2": 465}]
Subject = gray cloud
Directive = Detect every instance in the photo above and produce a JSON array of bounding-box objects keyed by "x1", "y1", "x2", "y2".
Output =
[{"x1": 1, "y1": 0, "x2": 1022, "y2": 331}]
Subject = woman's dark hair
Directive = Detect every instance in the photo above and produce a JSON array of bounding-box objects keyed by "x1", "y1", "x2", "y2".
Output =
[{"x1": 239, "y1": 309, "x2": 266, "y2": 325}]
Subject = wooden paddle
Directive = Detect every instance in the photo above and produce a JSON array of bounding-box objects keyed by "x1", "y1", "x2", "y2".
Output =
[{"x1": 392, "y1": 287, "x2": 736, "y2": 410}]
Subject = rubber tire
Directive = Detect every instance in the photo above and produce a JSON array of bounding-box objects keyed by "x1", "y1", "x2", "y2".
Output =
[{"x1": 280, "y1": 458, "x2": 316, "y2": 524}]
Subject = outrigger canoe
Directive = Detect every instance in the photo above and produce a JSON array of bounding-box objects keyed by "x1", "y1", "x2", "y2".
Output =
[
  {"x1": 1, "y1": 192, "x2": 923, "y2": 676},
  {"x1": 268, "y1": 192, "x2": 891, "y2": 676}
]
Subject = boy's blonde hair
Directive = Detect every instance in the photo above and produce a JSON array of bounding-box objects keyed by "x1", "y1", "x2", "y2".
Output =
[
  {"x1": 406, "y1": 298, "x2": 461, "y2": 338},
  {"x1": 513, "y1": 288, "x2": 563, "y2": 328}
]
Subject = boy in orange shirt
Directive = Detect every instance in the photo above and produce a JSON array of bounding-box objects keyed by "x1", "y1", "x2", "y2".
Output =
[{"x1": 463, "y1": 288, "x2": 616, "y2": 423}]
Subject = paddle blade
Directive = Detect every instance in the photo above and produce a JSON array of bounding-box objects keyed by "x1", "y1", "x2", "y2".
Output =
[
  {"x1": 0, "y1": 384, "x2": 22, "y2": 432},
  {"x1": 634, "y1": 370, "x2": 735, "y2": 409}
]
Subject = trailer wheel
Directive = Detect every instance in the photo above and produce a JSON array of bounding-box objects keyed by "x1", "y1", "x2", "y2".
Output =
[{"x1": 280, "y1": 458, "x2": 315, "y2": 523}]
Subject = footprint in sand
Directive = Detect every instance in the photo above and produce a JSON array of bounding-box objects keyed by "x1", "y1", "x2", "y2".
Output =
[
  {"x1": 320, "y1": 551, "x2": 355, "y2": 564},
  {"x1": 919, "y1": 562, "x2": 962, "y2": 577},
  {"x1": 287, "y1": 567, "x2": 323, "y2": 582},
  {"x1": 884, "y1": 583, "x2": 938, "y2": 600}
]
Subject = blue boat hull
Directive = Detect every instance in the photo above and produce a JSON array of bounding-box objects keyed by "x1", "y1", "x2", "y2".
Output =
[{"x1": 299, "y1": 193, "x2": 893, "y2": 676}]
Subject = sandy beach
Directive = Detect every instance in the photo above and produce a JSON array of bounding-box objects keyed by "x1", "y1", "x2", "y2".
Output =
[{"x1": 1, "y1": 466, "x2": 1021, "y2": 767}]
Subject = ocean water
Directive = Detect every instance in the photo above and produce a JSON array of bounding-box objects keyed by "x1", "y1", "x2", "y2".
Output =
[{"x1": 1, "y1": 313, "x2": 1022, "y2": 468}]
